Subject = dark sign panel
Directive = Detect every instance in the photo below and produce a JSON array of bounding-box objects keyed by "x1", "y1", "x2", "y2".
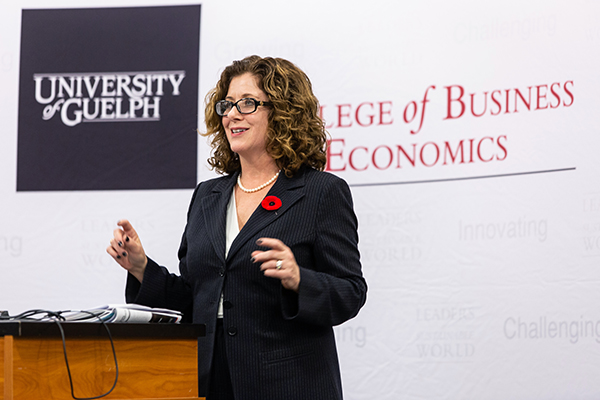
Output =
[{"x1": 17, "y1": 5, "x2": 201, "y2": 191}]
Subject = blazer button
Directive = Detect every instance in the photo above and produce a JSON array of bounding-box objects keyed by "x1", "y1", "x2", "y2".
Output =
[
  {"x1": 227, "y1": 326, "x2": 238, "y2": 336},
  {"x1": 223, "y1": 300, "x2": 233, "y2": 309},
  {"x1": 218, "y1": 267, "x2": 225, "y2": 277}
]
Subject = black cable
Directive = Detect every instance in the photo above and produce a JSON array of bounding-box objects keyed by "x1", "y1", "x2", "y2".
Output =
[
  {"x1": 54, "y1": 311, "x2": 119, "y2": 400},
  {"x1": 0, "y1": 309, "x2": 61, "y2": 320},
  {"x1": 2, "y1": 309, "x2": 119, "y2": 400}
]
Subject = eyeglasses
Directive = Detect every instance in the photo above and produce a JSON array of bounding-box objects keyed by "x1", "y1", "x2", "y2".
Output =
[{"x1": 215, "y1": 98, "x2": 272, "y2": 116}]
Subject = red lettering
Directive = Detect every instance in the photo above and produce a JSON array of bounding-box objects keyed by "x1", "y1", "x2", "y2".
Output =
[
  {"x1": 325, "y1": 135, "x2": 508, "y2": 171},
  {"x1": 513, "y1": 87, "x2": 532, "y2": 113},
  {"x1": 443, "y1": 140, "x2": 465, "y2": 165},
  {"x1": 349, "y1": 146, "x2": 369, "y2": 171},
  {"x1": 372, "y1": 146, "x2": 393, "y2": 170},
  {"x1": 319, "y1": 105, "x2": 335, "y2": 129},
  {"x1": 396, "y1": 144, "x2": 417, "y2": 168},
  {"x1": 378, "y1": 101, "x2": 393, "y2": 125},
  {"x1": 337, "y1": 104, "x2": 352, "y2": 128},
  {"x1": 563, "y1": 80, "x2": 574, "y2": 107},
  {"x1": 468, "y1": 138, "x2": 475, "y2": 163},
  {"x1": 444, "y1": 85, "x2": 465, "y2": 119},
  {"x1": 477, "y1": 137, "x2": 494, "y2": 162},
  {"x1": 325, "y1": 138, "x2": 346, "y2": 171},
  {"x1": 321, "y1": 101, "x2": 395, "y2": 129},
  {"x1": 549, "y1": 82, "x2": 561, "y2": 108},
  {"x1": 470, "y1": 91, "x2": 488, "y2": 117},
  {"x1": 496, "y1": 135, "x2": 508, "y2": 161},
  {"x1": 490, "y1": 90, "x2": 502, "y2": 115},
  {"x1": 535, "y1": 85, "x2": 548, "y2": 110},
  {"x1": 355, "y1": 102, "x2": 374, "y2": 127},
  {"x1": 411, "y1": 85, "x2": 435, "y2": 134},
  {"x1": 420, "y1": 142, "x2": 440, "y2": 167},
  {"x1": 403, "y1": 101, "x2": 417, "y2": 124}
]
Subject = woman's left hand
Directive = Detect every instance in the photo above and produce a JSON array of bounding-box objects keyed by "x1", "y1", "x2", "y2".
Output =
[{"x1": 251, "y1": 238, "x2": 300, "y2": 293}]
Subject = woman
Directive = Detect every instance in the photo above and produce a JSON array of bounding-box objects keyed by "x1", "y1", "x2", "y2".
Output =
[{"x1": 107, "y1": 55, "x2": 367, "y2": 400}]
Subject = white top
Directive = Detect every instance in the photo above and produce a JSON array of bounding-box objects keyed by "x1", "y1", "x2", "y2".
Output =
[{"x1": 218, "y1": 188, "x2": 240, "y2": 318}]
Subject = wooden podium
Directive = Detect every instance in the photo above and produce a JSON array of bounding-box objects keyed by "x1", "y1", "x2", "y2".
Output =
[{"x1": 0, "y1": 321, "x2": 206, "y2": 400}]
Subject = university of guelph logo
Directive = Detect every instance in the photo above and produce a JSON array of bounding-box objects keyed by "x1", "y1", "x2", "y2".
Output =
[
  {"x1": 34, "y1": 71, "x2": 187, "y2": 127},
  {"x1": 17, "y1": 5, "x2": 201, "y2": 191}
]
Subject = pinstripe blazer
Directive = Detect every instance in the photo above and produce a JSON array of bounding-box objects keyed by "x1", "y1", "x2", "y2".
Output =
[{"x1": 126, "y1": 166, "x2": 367, "y2": 399}]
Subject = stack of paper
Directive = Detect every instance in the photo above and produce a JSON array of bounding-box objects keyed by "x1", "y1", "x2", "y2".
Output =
[{"x1": 61, "y1": 304, "x2": 182, "y2": 323}]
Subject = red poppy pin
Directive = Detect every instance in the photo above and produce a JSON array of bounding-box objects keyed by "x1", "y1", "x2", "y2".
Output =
[{"x1": 261, "y1": 195, "x2": 282, "y2": 211}]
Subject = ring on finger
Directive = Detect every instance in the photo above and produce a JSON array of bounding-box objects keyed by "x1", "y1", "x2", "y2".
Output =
[{"x1": 276, "y1": 259, "x2": 283, "y2": 270}]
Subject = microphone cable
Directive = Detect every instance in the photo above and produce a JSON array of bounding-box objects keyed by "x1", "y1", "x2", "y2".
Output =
[{"x1": 0, "y1": 309, "x2": 119, "y2": 400}]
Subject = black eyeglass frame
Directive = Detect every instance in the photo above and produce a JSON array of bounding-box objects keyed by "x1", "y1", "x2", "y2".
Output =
[{"x1": 215, "y1": 98, "x2": 272, "y2": 116}]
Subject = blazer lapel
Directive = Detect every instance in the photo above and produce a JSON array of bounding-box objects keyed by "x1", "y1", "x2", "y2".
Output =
[
  {"x1": 226, "y1": 169, "x2": 306, "y2": 262},
  {"x1": 201, "y1": 173, "x2": 238, "y2": 263}
]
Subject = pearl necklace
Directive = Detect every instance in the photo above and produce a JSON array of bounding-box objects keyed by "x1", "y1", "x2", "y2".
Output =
[{"x1": 237, "y1": 171, "x2": 280, "y2": 193}]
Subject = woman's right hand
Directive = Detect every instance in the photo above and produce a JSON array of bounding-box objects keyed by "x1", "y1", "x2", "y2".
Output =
[{"x1": 106, "y1": 219, "x2": 148, "y2": 283}]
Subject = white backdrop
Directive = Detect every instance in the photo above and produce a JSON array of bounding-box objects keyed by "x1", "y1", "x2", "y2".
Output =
[{"x1": 2, "y1": 1, "x2": 600, "y2": 399}]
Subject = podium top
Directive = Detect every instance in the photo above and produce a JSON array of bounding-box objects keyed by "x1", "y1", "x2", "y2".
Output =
[{"x1": 0, "y1": 320, "x2": 205, "y2": 338}]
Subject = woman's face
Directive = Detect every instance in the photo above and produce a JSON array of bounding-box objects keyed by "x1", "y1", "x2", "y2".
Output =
[{"x1": 222, "y1": 73, "x2": 270, "y2": 162}]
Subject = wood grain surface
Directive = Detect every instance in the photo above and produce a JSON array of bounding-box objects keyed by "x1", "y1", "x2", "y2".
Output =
[{"x1": 1, "y1": 335, "x2": 203, "y2": 400}]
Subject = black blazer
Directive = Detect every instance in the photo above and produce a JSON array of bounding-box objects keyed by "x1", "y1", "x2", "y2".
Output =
[{"x1": 126, "y1": 166, "x2": 367, "y2": 399}]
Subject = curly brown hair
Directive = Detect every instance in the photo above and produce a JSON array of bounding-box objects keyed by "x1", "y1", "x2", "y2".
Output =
[{"x1": 202, "y1": 56, "x2": 328, "y2": 177}]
